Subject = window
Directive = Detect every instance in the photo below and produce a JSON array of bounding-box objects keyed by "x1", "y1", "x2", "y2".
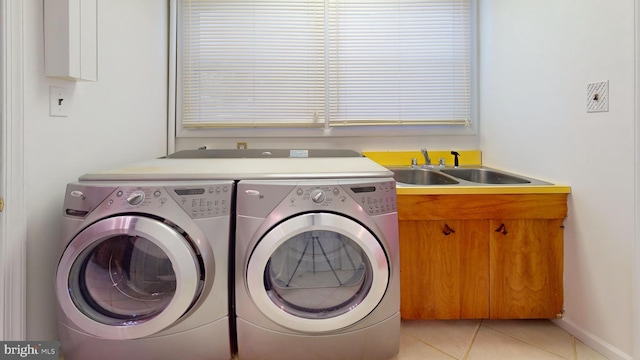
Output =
[{"x1": 176, "y1": 0, "x2": 473, "y2": 136}]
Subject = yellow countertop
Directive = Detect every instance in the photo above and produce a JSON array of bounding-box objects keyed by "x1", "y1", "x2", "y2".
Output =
[
  {"x1": 392, "y1": 184, "x2": 571, "y2": 195},
  {"x1": 363, "y1": 151, "x2": 571, "y2": 195}
]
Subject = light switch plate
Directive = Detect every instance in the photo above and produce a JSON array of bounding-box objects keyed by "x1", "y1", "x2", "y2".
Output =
[
  {"x1": 49, "y1": 86, "x2": 70, "y2": 117},
  {"x1": 587, "y1": 81, "x2": 609, "y2": 113}
]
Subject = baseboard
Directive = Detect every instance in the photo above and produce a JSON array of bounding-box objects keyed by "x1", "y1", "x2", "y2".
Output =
[{"x1": 552, "y1": 318, "x2": 632, "y2": 360}]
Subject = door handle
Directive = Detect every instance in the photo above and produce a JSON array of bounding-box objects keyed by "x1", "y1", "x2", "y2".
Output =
[
  {"x1": 442, "y1": 223, "x2": 455, "y2": 236},
  {"x1": 494, "y1": 223, "x2": 508, "y2": 235}
]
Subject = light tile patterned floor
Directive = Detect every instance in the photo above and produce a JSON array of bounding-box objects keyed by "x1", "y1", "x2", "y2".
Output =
[{"x1": 393, "y1": 319, "x2": 608, "y2": 360}]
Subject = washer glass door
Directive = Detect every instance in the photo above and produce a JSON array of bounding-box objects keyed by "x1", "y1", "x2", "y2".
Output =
[
  {"x1": 247, "y1": 212, "x2": 389, "y2": 333},
  {"x1": 57, "y1": 216, "x2": 202, "y2": 340}
]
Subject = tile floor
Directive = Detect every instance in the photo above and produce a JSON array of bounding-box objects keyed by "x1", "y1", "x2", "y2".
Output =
[{"x1": 393, "y1": 319, "x2": 608, "y2": 360}]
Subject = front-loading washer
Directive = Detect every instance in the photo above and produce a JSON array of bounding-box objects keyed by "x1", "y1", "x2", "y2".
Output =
[
  {"x1": 234, "y1": 178, "x2": 400, "y2": 360},
  {"x1": 56, "y1": 180, "x2": 234, "y2": 360}
]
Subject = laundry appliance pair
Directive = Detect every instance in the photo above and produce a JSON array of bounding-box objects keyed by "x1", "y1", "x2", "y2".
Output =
[{"x1": 55, "y1": 150, "x2": 400, "y2": 360}]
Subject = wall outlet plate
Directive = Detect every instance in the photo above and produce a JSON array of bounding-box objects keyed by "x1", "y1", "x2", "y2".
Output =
[{"x1": 587, "y1": 81, "x2": 609, "y2": 113}]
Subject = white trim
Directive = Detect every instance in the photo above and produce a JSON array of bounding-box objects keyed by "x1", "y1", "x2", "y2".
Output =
[
  {"x1": 0, "y1": 0, "x2": 26, "y2": 341},
  {"x1": 176, "y1": 124, "x2": 478, "y2": 139},
  {"x1": 633, "y1": 1, "x2": 640, "y2": 359},
  {"x1": 167, "y1": 0, "x2": 177, "y2": 154},
  {"x1": 553, "y1": 318, "x2": 632, "y2": 360}
]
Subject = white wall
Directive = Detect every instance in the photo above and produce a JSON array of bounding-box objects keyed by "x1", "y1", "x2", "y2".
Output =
[
  {"x1": 23, "y1": 1, "x2": 168, "y2": 340},
  {"x1": 478, "y1": 1, "x2": 635, "y2": 359}
]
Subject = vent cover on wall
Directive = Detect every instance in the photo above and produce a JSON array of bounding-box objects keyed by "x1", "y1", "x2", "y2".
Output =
[{"x1": 586, "y1": 80, "x2": 609, "y2": 113}]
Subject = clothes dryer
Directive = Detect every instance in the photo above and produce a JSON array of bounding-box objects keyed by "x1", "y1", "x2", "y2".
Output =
[
  {"x1": 234, "y1": 178, "x2": 400, "y2": 360},
  {"x1": 56, "y1": 180, "x2": 233, "y2": 360}
]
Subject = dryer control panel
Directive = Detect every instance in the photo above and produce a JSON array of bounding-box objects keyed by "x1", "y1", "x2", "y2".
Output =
[
  {"x1": 237, "y1": 179, "x2": 396, "y2": 218},
  {"x1": 289, "y1": 180, "x2": 396, "y2": 216}
]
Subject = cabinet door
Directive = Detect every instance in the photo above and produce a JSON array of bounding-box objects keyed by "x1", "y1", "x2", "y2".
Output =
[
  {"x1": 489, "y1": 219, "x2": 564, "y2": 319},
  {"x1": 399, "y1": 220, "x2": 489, "y2": 319}
]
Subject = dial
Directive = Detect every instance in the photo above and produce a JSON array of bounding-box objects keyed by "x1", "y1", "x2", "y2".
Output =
[
  {"x1": 126, "y1": 190, "x2": 146, "y2": 206},
  {"x1": 310, "y1": 189, "x2": 326, "y2": 204}
]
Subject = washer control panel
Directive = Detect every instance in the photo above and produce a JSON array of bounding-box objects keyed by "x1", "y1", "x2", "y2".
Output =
[
  {"x1": 167, "y1": 184, "x2": 232, "y2": 218},
  {"x1": 105, "y1": 184, "x2": 232, "y2": 219}
]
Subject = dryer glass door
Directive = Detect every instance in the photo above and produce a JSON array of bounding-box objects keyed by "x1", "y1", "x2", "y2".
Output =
[
  {"x1": 266, "y1": 231, "x2": 370, "y2": 317},
  {"x1": 57, "y1": 216, "x2": 202, "y2": 340},
  {"x1": 247, "y1": 212, "x2": 389, "y2": 333},
  {"x1": 78, "y1": 236, "x2": 176, "y2": 320}
]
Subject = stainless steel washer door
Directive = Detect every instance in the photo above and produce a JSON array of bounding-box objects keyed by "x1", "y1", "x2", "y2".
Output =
[
  {"x1": 56, "y1": 216, "x2": 202, "y2": 339},
  {"x1": 247, "y1": 212, "x2": 389, "y2": 333}
]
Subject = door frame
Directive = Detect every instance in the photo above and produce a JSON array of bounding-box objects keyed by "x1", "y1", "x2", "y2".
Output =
[{"x1": 0, "y1": 0, "x2": 26, "y2": 341}]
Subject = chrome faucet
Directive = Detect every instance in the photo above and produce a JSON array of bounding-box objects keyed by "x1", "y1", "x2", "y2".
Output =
[{"x1": 420, "y1": 148, "x2": 431, "y2": 166}]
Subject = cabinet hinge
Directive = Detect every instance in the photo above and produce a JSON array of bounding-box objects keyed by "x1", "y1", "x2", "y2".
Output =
[{"x1": 0, "y1": 197, "x2": 4, "y2": 212}]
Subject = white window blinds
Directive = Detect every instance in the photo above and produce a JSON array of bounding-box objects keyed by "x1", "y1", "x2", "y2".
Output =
[{"x1": 178, "y1": 0, "x2": 471, "y2": 129}]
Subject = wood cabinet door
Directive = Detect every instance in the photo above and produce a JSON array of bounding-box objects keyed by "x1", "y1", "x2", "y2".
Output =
[
  {"x1": 399, "y1": 220, "x2": 489, "y2": 319},
  {"x1": 459, "y1": 220, "x2": 490, "y2": 319},
  {"x1": 489, "y1": 219, "x2": 564, "y2": 319}
]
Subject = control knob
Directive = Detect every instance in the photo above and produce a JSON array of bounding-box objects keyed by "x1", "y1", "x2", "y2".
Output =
[
  {"x1": 127, "y1": 191, "x2": 146, "y2": 206},
  {"x1": 310, "y1": 189, "x2": 326, "y2": 204}
]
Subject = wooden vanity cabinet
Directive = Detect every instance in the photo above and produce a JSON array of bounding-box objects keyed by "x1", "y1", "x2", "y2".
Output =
[{"x1": 397, "y1": 194, "x2": 567, "y2": 320}]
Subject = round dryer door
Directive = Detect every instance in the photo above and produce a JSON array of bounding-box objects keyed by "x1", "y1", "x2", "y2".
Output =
[
  {"x1": 56, "y1": 215, "x2": 203, "y2": 340},
  {"x1": 247, "y1": 212, "x2": 389, "y2": 333}
]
